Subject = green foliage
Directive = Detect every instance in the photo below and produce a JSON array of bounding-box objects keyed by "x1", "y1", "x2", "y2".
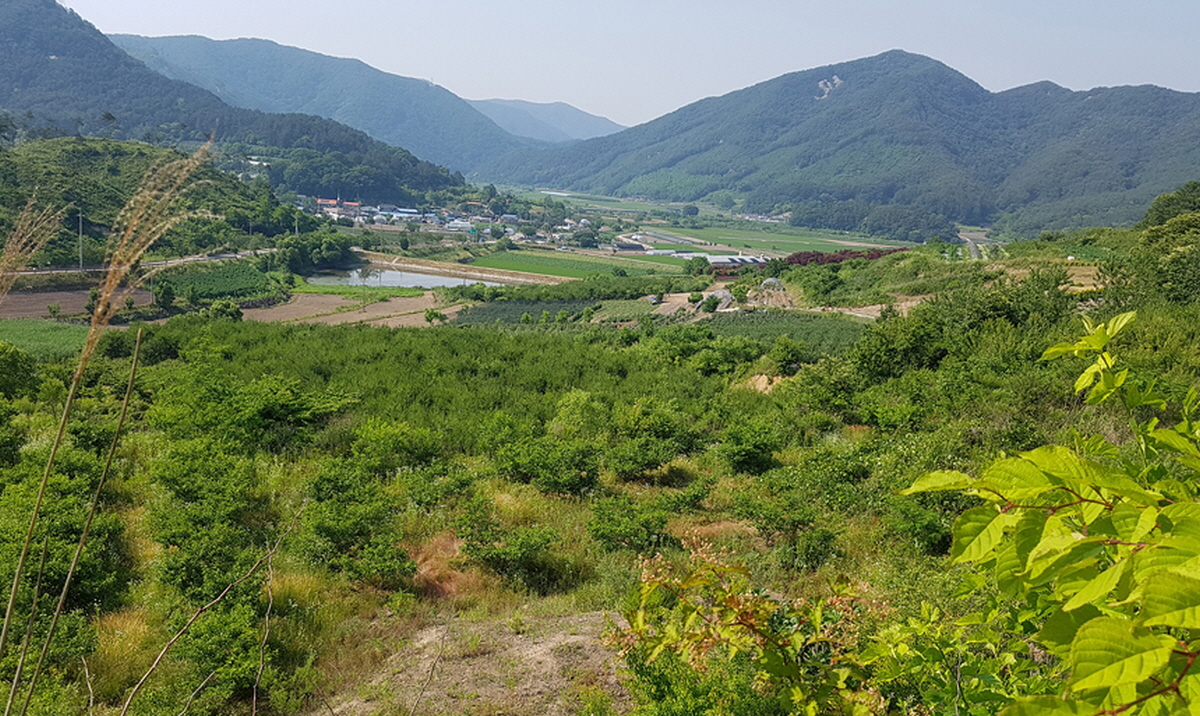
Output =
[
  {"x1": 149, "y1": 439, "x2": 269, "y2": 598},
  {"x1": 158, "y1": 260, "x2": 274, "y2": 302},
  {"x1": 587, "y1": 496, "x2": 677, "y2": 554},
  {"x1": 706, "y1": 311, "x2": 866, "y2": 358},
  {"x1": 351, "y1": 418, "x2": 439, "y2": 474},
  {"x1": 146, "y1": 352, "x2": 353, "y2": 453},
  {"x1": 301, "y1": 461, "x2": 416, "y2": 590},
  {"x1": 495, "y1": 436, "x2": 600, "y2": 494},
  {"x1": 622, "y1": 546, "x2": 880, "y2": 715},
  {"x1": 445, "y1": 275, "x2": 710, "y2": 305},
  {"x1": 1139, "y1": 180, "x2": 1200, "y2": 228},
  {"x1": 903, "y1": 311, "x2": 1200, "y2": 714},
  {"x1": 0, "y1": 341, "x2": 38, "y2": 398},
  {"x1": 456, "y1": 494, "x2": 573, "y2": 594}
]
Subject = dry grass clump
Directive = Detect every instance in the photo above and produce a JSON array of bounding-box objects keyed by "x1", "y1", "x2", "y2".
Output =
[{"x1": 90, "y1": 609, "x2": 157, "y2": 702}]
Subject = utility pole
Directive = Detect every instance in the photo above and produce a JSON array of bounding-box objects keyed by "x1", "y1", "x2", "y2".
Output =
[{"x1": 77, "y1": 212, "x2": 83, "y2": 272}]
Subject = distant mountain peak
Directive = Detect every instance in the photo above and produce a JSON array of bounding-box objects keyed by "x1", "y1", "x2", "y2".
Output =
[{"x1": 467, "y1": 99, "x2": 625, "y2": 143}]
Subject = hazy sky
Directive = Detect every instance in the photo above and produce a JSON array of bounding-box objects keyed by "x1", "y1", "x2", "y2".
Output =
[{"x1": 60, "y1": 0, "x2": 1200, "y2": 127}]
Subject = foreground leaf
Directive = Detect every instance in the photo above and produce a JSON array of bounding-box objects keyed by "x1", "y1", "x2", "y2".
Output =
[
  {"x1": 1140, "y1": 571, "x2": 1200, "y2": 628},
  {"x1": 1069, "y1": 617, "x2": 1176, "y2": 691},
  {"x1": 951, "y1": 506, "x2": 1009, "y2": 564}
]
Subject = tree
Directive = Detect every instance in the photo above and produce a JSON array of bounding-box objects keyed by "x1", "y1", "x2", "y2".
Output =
[
  {"x1": 685, "y1": 256, "x2": 710, "y2": 276},
  {"x1": 682, "y1": 204, "x2": 699, "y2": 217},
  {"x1": 0, "y1": 342, "x2": 37, "y2": 398}
]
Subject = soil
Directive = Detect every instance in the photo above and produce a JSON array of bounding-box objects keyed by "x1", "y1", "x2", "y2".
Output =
[
  {"x1": 243, "y1": 292, "x2": 462, "y2": 328},
  {"x1": 0, "y1": 288, "x2": 153, "y2": 318},
  {"x1": 357, "y1": 252, "x2": 575, "y2": 286},
  {"x1": 314, "y1": 611, "x2": 631, "y2": 716}
]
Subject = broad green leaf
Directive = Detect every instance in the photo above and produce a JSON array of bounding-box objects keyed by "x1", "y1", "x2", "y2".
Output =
[
  {"x1": 1037, "y1": 605, "x2": 1102, "y2": 657},
  {"x1": 1133, "y1": 537, "x2": 1200, "y2": 582},
  {"x1": 1069, "y1": 617, "x2": 1176, "y2": 691},
  {"x1": 1179, "y1": 673, "x2": 1200, "y2": 715},
  {"x1": 1042, "y1": 342, "x2": 1085, "y2": 361},
  {"x1": 900, "y1": 470, "x2": 974, "y2": 495},
  {"x1": 1013, "y1": 509, "x2": 1051, "y2": 565},
  {"x1": 1075, "y1": 363, "x2": 1102, "y2": 394},
  {"x1": 1021, "y1": 445, "x2": 1158, "y2": 505},
  {"x1": 951, "y1": 506, "x2": 1009, "y2": 564},
  {"x1": 998, "y1": 695, "x2": 1091, "y2": 716},
  {"x1": 1026, "y1": 541, "x2": 1106, "y2": 585},
  {"x1": 1149, "y1": 428, "x2": 1200, "y2": 458},
  {"x1": 994, "y1": 541, "x2": 1025, "y2": 596},
  {"x1": 1111, "y1": 503, "x2": 1158, "y2": 543},
  {"x1": 1106, "y1": 311, "x2": 1137, "y2": 339},
  {"x1": 1140, "y1": 571, "x2": 1200, "y2": 628},
  {"x1": 1163, "y1": 504, "x2": 1200, "y2": 540},
  {"x1": 977, "y1": 458, "x2": 1056, "y2": 502},
  {"x1": 1064, "y1": 559, "x2": 1129, "y2": 611}
]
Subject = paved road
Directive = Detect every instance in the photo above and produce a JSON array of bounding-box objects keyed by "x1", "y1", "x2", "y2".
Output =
[{"x1": 7, "y1": 248, "x2": 275, "y2": 276}]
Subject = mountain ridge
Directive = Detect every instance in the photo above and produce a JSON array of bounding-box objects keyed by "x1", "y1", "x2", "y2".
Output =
[
  {"x1": 0, "y1": 0, "x2": 463, "y2": 203},
  {"x1": 109, "y1": 33, "x2": 536, "y2": 172},
  {"x1": 479, "y1": 49, "x2": 1200, "y2": 234}
]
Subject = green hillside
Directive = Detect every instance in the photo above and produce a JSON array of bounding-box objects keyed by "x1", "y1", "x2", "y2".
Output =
[
  {"x1": 0, "y1": 0, "x2": 463, "y2": 203},
  {"x1": 110, "y1": 35, "x2": 535, "y2": 173},
  {"x1": 481, "y1": 50, "x2": 1200, "y2": 237}
]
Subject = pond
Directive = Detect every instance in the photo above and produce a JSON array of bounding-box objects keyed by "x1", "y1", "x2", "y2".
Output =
[{"x1": 307, "y1": 268, "x2": 505, "y2": 289}]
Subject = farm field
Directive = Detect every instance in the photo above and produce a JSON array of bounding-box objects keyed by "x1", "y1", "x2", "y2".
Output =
[
  {"x1": 468, "y1": 250, "x2": 683, "y2": 278},
  {"x1": 0, "y1": 318, "x2": 89, "y2": 359},
  {"x1": 291, "y1": 280, "x2": 425, "y2": 300},
  {"x1": 654, "y1": 226, "x2": 900, "y2": 255},
  {"x1": 704, "y1": 310, "x2": 869, "y2": 355}
]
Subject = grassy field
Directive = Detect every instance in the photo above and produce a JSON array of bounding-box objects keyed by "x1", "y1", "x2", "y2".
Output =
[
  {"x1": 705, "y1": 310, "x2": 869, "y2": 355},
  {"x1": 0, "y1": 319, "x2": 89, "y2": 360},
  {"x1": 468, "y1": 250, "x2": 684, "y2": 279},
  {"x1": 292, "y1": 279, "x2": 425, "y2": 300}
]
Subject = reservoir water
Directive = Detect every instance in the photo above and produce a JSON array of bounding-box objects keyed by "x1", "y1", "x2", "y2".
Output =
[{"x1": 307, "y1": 267, "x2": 505, "y2": 289}]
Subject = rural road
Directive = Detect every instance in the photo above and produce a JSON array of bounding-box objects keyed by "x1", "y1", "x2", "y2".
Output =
[{"x1": 8, "y1": 248, "x2": 275, "y2": 276}]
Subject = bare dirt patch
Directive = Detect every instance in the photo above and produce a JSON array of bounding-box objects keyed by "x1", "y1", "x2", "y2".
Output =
[
  {"x1": 242, "y1": 292, "x2": 461, "y2": 328},
  {"x1": 0, "y1": 289, "x2": 152, "y2": 319},
  {"x1": 358, "y1": 251, "x2": 575, "y2": 286},
  {"x1": 315, "y1": 611, "x2": 630, "y2": 716}
]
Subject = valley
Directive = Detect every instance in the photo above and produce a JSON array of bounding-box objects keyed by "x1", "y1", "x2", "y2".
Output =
[{"x1": 4, "y1": 2, "x2": 1200, "y2": 715}]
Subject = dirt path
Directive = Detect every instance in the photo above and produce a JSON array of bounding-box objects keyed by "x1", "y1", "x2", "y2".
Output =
[{"x1": 315, "y1": 611, "x2": 629, "y2": 716}]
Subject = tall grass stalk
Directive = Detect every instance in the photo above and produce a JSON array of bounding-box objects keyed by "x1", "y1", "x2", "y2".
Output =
[
  {"x1": 18, "y1": 330, "x2": 144, "y2": 716},
  {"x1": 0, "y1": 197, "x2": 66, "y2": 311},
  {"x1": 3, "y1": 541, "x2": 48, "y2": 716},
  {"x1": 0, "y1": 144, "x2": 210, "y2": 672}
]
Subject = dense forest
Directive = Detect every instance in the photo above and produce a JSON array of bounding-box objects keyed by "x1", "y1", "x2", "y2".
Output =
[{"x1": 5, "y1": 145, "x2": 1200, "y2": 715}]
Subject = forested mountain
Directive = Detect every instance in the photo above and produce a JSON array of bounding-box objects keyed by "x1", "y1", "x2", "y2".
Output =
[
  {"x1": 481, "y1": 50, "x2": 1200, "y2": 236},
  {"x1": 0, "y1": 0, "x2": 463, "y2": 203},
  {"x1": 467, "y1": 99, "x2": 625, "y2": 143},
  {"x1": 110, "y1": 34, "x2": 536, "y2": 172}
]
